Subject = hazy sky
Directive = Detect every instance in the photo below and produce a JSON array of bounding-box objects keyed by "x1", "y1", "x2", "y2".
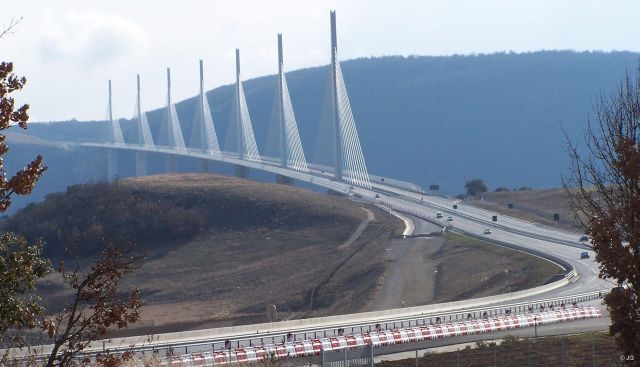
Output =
[{"x1": 2, "y1": 1, "x2": 640, "y2": 122}]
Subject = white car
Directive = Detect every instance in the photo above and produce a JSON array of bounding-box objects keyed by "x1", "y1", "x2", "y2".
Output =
[
  {"x1": 484, "y1": 228, "x2": 492, "y2": 234},
  {"x1": 446, "y1": 216, "x2": 453, "y2": 222},
  {"x1": 436, "y1": 212, "x2": 443, "y2": 218}
]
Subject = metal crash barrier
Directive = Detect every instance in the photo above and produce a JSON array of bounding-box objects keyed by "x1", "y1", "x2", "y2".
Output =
[{"x1": 132, "y1": 306, "x2": 601, "y2": 366}]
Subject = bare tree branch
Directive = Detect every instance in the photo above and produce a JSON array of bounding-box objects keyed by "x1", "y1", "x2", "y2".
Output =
[{"x1": 0, "y1": 17, "x2": 23, "y2": 40}]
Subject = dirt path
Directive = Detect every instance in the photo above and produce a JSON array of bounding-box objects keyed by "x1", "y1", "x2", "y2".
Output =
[
  {"x1": 368, "y1": 213, "x2": 561, "y2": 311},
  {"x1": 337, "y1": 208, "x2": 375, "y2": 249},
  {"x1": 370, "y1": 217, "x2": 444, "y2": 310}
]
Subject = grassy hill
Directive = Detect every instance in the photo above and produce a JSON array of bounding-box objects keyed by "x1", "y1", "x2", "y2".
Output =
[
  {"x1": 3, "y1": 174, "x2": 400, "y2": 332},
  {"x1": 1, "y1": 174, "x2": 568, "y2": 334},
  {"x1": 3, "y1": 173, "x2": 368, "y2": 258}
]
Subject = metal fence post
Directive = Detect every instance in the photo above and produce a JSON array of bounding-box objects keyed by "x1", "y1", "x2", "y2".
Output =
[
  {"x1": 344, "y1": 347, "x2": 347, "y2": 367},
  {"x1": 321, "y1": 349, "x2": 325, "y2": 367},
  {"x1": 456, "y1": 348, "x2": 460, "y2": 367},
  {"x1": 369, "y1": 343, "x2": 374, "y2": 367},
  {"x1": 415, "y1": 350, "x2": 418, "y2": 367}
]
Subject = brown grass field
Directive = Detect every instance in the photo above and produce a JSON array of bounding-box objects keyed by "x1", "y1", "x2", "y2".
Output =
[
  {"x1": 32, "y1": 175, "x2": 562, "y2": 336},
  {"x1": 468, "y1": 188, "x2": 583, "y2": 231}
]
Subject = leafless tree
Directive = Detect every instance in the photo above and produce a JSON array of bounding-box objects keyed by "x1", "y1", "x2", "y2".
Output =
[
  {"x1": 564, "y1": 68, "x2": 640, "y2": 358},
  {"x1": 0, "y1": 17, "x2": 23, "y2": 39}
]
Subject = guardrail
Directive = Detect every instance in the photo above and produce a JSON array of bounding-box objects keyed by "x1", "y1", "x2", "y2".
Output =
[
  {"x1": 6, "y1": 287, "x2": 605, "y2": 363},
  {"x1": 384, "y1": 195, "x2": 589, "y2": 250},
  {"x1": 368, "y1": 174, "x2": 424, "y2": 194},
  {"x1": 44, "y1": 307, "x2": 601, "y2": 366},
  {"x1": 175, "y1": 307, "x2": 602, "y2": 366}
]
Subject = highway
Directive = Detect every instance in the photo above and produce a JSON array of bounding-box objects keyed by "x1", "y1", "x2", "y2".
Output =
[
  {"x1": 61, "y1": 143, "x2": 610, "y2": 300},
  {"x1": 355, "y1": 186, "x2": 613, "y2": 300},
  {"x1": 86, "y1": 141, "x2": 611, "y2": 301},
  {"x1": 5, "y1": 142, "x2": 612, "y2": 363},
  {"x1": 78, "y1": 162, "x2": 610, "y2": 356},
  {"x1": 90, "y1": 146, "x2": 611, "y2": 315}
]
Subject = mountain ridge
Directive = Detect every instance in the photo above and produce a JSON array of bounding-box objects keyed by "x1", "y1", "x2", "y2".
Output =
[{"x1": 7, "y1": 50, "x2": 640, "y2": 211}]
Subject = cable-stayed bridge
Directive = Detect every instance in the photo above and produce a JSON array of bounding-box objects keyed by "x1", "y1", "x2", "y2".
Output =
[
  {"x1": 20, "y1": 10, "x2": 614, "y2": 366},
  {"x1": 57, "y1": 8, "x2": 610, "y2": 315},
  {"x1": 97, "y1": 11, "x2": 373, "y2": 192}
]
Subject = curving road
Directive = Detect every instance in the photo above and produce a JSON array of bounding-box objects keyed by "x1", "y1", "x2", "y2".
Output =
[
  {"x1": 357, "y1": 186, "x2": 612, "y2": 300},
  {"x1": 7, "y1": 142, "x2": 611, "y2": 358}
]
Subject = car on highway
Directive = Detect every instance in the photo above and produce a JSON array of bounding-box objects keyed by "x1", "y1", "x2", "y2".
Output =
[
  {"x1": 374, "y1": 193, "x2": 380, "y2": 198},
  {"x1": 483, "y1": 228, "x2": 492, "y2": 234},
  {"x1": 580, "y1": 251, "x2": 590, "y2": 259},
  {"x1": 436, "y1": 212, "x2": 443, "y2": 218},
  {"x1": 579, "y1": 235, "x2": 589, "y2": 242},
  {"x1": 446, "y1": 216, "x2": 453, "y2": 222}
]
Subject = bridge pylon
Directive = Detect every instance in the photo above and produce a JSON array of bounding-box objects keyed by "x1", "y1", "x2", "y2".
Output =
[
  {"x1": 134, "y1": 74, "x2": 153, "y2": 176},
  {"x1": 159, "y1": 67, "x2": 187, "y2": 173},
  {"x1": 233, "y1": 49, "x2": 261, "y2": 162},
  {"x1": 106, "y1": 79, "x2": 123, "y2": 181},
  {"x1": 277, "y1": 35, "x2": 286, "y2": 168},
  {"x1": 159, "y1": 67, "x2": 186, "y2": 152},
  {"x1": 275, "y1": 34, "x2": 308, "y2": 173},
  {"x1": 191, "y1": 60, "x2": 220, "y2": 154},
  {"x1": 326, "y1": 10, "x2": 371, "y2": 188},
  {"x1": 330, "y1": 10, "x2": 341, "y2": 182}
]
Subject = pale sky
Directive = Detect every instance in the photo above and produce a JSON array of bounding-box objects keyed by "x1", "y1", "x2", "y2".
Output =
[{"x1": 2, "y1": 0, "x2": 640, "y2": 122}]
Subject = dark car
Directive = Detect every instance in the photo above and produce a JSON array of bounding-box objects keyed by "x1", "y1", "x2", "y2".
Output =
[
  {"x1": 579, "y1": 235, "x2": 589, "y2": 242},
  {"x1": 580, "y1": 251, "x2": 590, "y2": 259}
]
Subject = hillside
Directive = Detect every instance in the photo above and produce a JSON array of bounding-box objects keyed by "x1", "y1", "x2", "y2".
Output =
[
  {"x1": 467, "y1": 188, "x2": 581, "y2": 231},
  {"x1": 6, "y1": 51, "x2": 640, "y2": 213},
  {"x1": 3, "y1": 173, "x2": 367, "y2": 258},
  {"x1": 4, "y1": 174, "x2": 400, "y2": 332},
  {"x1": 2, "y1": 174, "x2": 567, "y2": 334}
]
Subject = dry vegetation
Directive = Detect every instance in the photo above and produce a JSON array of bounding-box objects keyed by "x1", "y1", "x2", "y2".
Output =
[
  {"x1": 468, "y1": 189, "x2": 583, "y2": 231},
  {"x1": 6, "y1": 175, "x2": 570, "y2": 336},
  {"x1": 377, "y1": 333, "x2": 622, "y2": 367},
  {"x1": 432, "y1": 232, "x2": 562, "y2": 302},
  {"x1": 17, "y1": 174, "x2": 400, "y2": 334}
]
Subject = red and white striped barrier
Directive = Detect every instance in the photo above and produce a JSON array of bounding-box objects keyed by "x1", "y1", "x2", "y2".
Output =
[{"x1": 149, "y1": 307, "x2": 601, "y2": 366}]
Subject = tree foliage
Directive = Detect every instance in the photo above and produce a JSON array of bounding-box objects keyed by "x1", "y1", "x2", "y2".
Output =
[
  {"x1": 0, "y1": 25, "x2": 51, "y2": 353},
  {"x1": 42, "y1": 246, "x2": 142, "y2": 366},
  {"x1": 4, "y1": 182, "x2": 206, "y2": 258},
  {"x1": 0, "y1": 234, "x2": 51, "y2": 342},
  {"x1": 465, "y1": 179, "x2": 488, "y2": 196},
  {"x1": 0, "y1": 61, "x2": 47, "y2": 212},
  {"x1": 564, "y1": 69, "x2": 640, "y2": 357},
  {"x1": 1, "y1": 24, "x2": 142, "y2": 366}
]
